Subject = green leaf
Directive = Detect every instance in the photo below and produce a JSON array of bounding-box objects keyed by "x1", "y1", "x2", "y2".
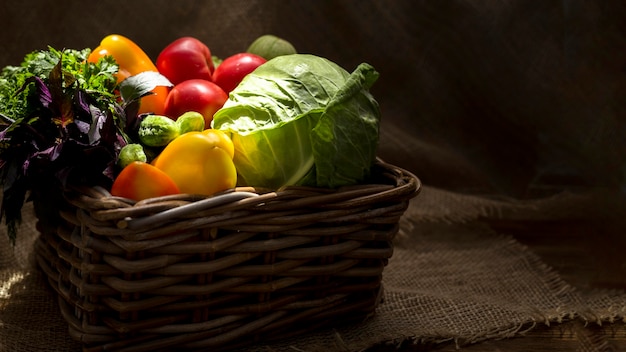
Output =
[
  {"x1": 311, "y1": 63, "x2": 380, "y2": 188},
  {"x1": 118, "y1": 71, "x2": 173, "y2": 106},
  {"x1": 213, "y1": 54, "x2": 380, "y2": 189}
]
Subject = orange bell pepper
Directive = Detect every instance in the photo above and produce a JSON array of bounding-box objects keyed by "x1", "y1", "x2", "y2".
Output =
[
  {"x1": 153, "y1": 129, "x2": 237, "y2": 196},
  {"x1": 111, "y1": 161, "x2": 180, "y2": 201},
  {"x1": 88, "y1": 34, "x2": 169, "y2": 115}
]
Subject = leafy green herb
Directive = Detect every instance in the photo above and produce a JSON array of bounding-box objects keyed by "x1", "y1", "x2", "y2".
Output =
[
  {"x1": 0, "y1": 47, "x2": 118, "y2": 124},
  {"x1": 0, "y1": 46, "x2": 169, "y2": 244}
]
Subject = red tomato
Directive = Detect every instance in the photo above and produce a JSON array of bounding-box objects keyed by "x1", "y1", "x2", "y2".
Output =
[
  {"x1": 156, "y1": 37, "x2": 215, "y2": 85},
  {"x1": 212, "y1": 53, "x2": 266, "y2": 94},
  {"x1": 111, "y1": 161, "x2": 180, "y2": 201},
  {"x1": 163, "y1": 79, "x2": 228, "y2": 127}
]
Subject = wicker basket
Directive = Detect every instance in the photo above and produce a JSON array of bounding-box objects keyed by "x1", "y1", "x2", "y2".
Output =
[{"x1": 33, "y1": 159, "x2": 420, "y2": 351}]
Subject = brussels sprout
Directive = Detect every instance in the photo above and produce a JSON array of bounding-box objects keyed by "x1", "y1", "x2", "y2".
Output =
[
  {"x1": 118, "y1": 143, "x2": 147, "y2": 169},
  {"x1": 138, "y1": 115, "x2": 180, "y2": 147},
  {"x1": 246, "y1": 34, "x2": 297, "y2": 60},
  {"x1": 176, "y1": 111, "x2": 206, "y2": 134}
]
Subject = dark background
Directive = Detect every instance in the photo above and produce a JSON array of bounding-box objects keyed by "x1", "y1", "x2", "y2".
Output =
[{"x1": 1, "y1": 0, "x2": 624, "y2": 197}]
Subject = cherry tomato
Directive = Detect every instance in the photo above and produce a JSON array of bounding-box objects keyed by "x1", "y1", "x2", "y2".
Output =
[
  {"x1": 212, "y1": 53, "x2": 266, "y2": 94},
  {"x1": 163, "y1": 79, "x2": 228, "y2": 127}
]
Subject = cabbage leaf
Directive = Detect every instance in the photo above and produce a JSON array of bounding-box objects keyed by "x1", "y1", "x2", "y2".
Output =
[{"x1": 212, "y1": 54, "x2": 380, "y2": 189}]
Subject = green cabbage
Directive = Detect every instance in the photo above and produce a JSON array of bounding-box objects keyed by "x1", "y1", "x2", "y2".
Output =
[{"x1": 212, "y1": 54, "x2": 380, "y2": 189}]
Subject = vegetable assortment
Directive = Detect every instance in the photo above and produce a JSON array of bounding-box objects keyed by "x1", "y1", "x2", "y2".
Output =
[
  {"x1": 0, "y1": 33, "x2": 381, "y2": 243},
  {"x1": 0, "y1": 47, "x2": 128, "y2": 242},
  {"x1": 88, "y1": 34, "x2": 171, "y2": 115}
]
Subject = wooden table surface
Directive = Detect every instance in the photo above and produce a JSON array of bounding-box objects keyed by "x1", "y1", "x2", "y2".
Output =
[{"x1": 368, "y1": 215, "x2": 626, "y2": 351}]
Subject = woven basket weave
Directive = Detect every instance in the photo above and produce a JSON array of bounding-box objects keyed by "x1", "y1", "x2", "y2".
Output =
[{"x1": 33, "y1": 159, "x2": 420, "y2": 351}]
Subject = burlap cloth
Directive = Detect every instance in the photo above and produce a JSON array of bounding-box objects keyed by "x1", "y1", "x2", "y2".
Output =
[
  {"x1": 1, "y1": 186, "x2": 625, "y2": 351},
  {"x1": 1, "y1": 0, "x2": 626, "y2": 351}
]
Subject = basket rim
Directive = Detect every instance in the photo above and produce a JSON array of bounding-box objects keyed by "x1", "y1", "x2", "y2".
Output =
[{"x1": 49, "y1": 159, "x2": 420, "y2": 237}]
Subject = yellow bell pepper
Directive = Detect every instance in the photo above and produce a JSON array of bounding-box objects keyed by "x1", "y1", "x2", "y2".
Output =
[
  {"x1": 88, "y1": 34, "x2": 169, "y2": 115},
  {"x1": 153, "y1": 129, "x2": 237, "y2": 196}
]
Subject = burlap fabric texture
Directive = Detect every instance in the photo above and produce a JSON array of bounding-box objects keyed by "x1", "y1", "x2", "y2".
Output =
[{"x1": 1, "y1": 186, "x2": 624, "y2": 352}]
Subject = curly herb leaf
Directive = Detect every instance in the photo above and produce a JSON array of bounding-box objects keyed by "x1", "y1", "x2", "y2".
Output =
[{"x1": 0, "y1": 47, "x2": 123, "y2": 244}]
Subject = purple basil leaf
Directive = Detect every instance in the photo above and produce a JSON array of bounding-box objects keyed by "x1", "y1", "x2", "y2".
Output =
[
  {"x1": 20, "y1": 76, "x2": 52, "y2": 109},
  {"x1": 74, "y1": 90, "x2": 91, "y2": 116},
  {"x1": 99, "y1": 108, "x2": 119, "y2": 146},
  {"x1": 124, "y1": 100, "x2": 140, "y2": 132},
  {"x1": 35, "y1": 144, "x2": 62, "y2": 163},
  {"x1": 75, "y1": 119, "x2": 91, "y2": 136},
  {"x1": 88, "y1": 105, "x2": 106, "y2": 145}
]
